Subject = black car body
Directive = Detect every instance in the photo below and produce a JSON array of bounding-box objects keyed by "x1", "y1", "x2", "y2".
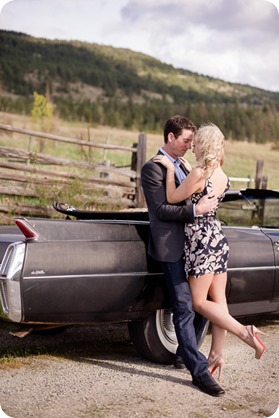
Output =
[{"x1": 0, "y1": 189, "x2": 278, "y2": 364}]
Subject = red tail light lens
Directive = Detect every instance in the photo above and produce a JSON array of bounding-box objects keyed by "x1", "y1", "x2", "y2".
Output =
[{"x1": 15, "y1": 219, "x2": 39, "y2": 240}]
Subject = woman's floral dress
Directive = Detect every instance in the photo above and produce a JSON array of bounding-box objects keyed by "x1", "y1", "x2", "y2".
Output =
[{"x1": 184, "y1": 178, "x2": 230, "y2": 278}]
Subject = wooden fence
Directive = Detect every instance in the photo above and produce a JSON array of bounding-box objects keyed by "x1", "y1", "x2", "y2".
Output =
[
  {"x1": 229, "y1": 160, "x2": 268, "y2": 189},
  {"x1": 0, "y1": 123, "x2": 269, "y2": 224},
  {"x1": 0, "y1": 124, "x2": 146, "y2": 223}
]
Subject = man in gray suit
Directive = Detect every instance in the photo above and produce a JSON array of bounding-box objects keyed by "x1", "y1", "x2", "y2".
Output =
[{"x1": 141, "y1": 115, "x2": 225, "y2": 396}]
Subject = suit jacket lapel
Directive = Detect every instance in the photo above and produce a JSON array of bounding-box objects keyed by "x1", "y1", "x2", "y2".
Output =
[{"x1": 178, "y1": 161, "x2": 190, "y2": 177}]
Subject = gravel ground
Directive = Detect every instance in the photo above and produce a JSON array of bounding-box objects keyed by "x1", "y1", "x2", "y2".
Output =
[{"x1": 0, "y1": 313, "x2": 278, "y2": 418}]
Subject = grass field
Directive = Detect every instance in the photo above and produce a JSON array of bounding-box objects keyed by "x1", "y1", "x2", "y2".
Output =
[{"x1": 0, "y1": 111, "x2": 278, "y2": 191}]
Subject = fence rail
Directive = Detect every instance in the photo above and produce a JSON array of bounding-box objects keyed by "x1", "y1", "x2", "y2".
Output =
[
  {"x1": 229, "y1": 176, "x2": 253, "y2": 187},
  {"x1": 0, "y1": 124, "x2": 136, "y2": 152},
  {"x1": 0, "y1": 123, "x2": 268, "y2": 224}
]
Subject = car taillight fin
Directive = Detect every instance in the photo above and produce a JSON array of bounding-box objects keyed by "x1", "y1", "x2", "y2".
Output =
[{"x1": 15, "y1": 218, "x2": 39, "y2": 240}]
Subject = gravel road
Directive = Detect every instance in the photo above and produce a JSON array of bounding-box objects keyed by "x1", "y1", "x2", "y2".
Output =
[{"x1": 0, "y1": 313, "x2": 278, "y2": 418}]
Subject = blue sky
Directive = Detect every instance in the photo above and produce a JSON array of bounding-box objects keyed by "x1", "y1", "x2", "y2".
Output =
[{"x1": 1, "y1": 0, "x2": 279, "y2": 92}]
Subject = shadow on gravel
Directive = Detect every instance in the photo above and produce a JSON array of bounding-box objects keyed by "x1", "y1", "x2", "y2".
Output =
[
  {"x1": 0, "y1": 312, "x2": 278, "y2": 364},
  {"x1": 74, "y1": 356, "x2": 194, "y2": 387},
  {"x1": 0, "y1": 322, "x2": 134, "y2": 360},
  {"x1": 0, "y1": 320, "x2": 197, "y2": 388}
]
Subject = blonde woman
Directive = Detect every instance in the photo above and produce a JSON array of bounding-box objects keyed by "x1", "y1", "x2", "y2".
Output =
[{"x1": 153, "y1": 123, "x2": 267, "y2": 380}]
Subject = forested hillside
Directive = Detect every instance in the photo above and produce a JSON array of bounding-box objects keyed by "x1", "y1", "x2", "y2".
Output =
[{"x1": 0, "y1": 29, "x2": 279, "y2": 143}]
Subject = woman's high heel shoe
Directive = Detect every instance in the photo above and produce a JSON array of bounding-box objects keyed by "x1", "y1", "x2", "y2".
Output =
[
  {"x1": 246, "y1": 325, "x2": 268, "y2": 359},
  {"x1": 208, "y1": 356, "x2": 224, "y2": 381}
]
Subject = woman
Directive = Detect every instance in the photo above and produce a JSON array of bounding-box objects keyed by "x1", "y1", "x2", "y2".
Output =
[{"x1": 153, "y1": 123, "x2": 267, "y2": 379}]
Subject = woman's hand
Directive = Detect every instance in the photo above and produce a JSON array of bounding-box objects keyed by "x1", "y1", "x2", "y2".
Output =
[{"x1": 152, "y1": 155, "x2": 174, "y2": 170}]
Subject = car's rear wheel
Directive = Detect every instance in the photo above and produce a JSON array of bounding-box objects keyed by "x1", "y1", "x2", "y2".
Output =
[{"x1": 128, "y1": 309, "x2": 209, "y2": 364}]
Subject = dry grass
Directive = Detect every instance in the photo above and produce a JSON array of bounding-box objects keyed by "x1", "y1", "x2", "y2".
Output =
[{"x1": 0, "y1": 111, "x2": 278, "y2": 190}]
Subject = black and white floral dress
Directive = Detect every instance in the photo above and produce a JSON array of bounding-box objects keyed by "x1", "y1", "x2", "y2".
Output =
[{"x1": 184, "y1": 178, "x2": 230, "y2": 278}]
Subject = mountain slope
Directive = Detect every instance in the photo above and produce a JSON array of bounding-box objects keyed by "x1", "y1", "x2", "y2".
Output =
[{"x1": 0, "y1": 30, "x2": 279, "y2": 142}]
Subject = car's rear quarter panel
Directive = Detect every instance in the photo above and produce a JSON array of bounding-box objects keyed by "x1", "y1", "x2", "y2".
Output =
[{"x1": 21, "y1": 220, "x2": 166, "y2": 323}]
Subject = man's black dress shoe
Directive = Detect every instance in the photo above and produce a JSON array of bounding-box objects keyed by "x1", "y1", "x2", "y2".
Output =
[
  {"x1": 192, "y1": 371, "x2": 225, "y2": 397},
  {"x1": 174, "y1": 355, "x2": 186, "y2": 369}
]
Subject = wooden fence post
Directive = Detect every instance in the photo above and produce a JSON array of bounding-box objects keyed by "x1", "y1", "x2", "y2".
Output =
[
  {"x1": 255, "y1": 160, "x2": 264, "y2": 189},
  {"x1": 27, "y1": 136, "x2": 32, "y2": 166},
  {"x1": 261, "y1": 175, "x2": 268, "y2": 190},
  {"x1": 134, "y1": 133, "x2": 147, "y2": 207}
]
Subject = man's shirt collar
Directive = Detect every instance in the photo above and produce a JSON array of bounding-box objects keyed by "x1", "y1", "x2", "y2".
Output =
[
  {"x1": 159, "y1": 148, "x2": 185, "y2": 184},
  {"x1": 160, "y1": 148, "x2": 179, "y2": 164}
]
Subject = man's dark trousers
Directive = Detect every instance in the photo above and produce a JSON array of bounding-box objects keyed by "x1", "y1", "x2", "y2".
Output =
[{"x1": 160, "y1": 256, "x2": 208, "y2": 378}]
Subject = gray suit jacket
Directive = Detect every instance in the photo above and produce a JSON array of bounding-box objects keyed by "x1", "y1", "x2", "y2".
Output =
[{"x1": 141, "y1": 151, "x2": 195, "y2": 262}]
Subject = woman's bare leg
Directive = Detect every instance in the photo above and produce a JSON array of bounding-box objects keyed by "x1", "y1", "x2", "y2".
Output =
[
  {"x1": 209, "y1": 324, "x2": 226, "y2": 360},
  {"x1": 207, "y1": 273, "x2": 228, "y2": 364},
  {"x1": 188, "y1": 273, "x2": 266, "y2": 358},
  {"x1": 189, "y1": 273, "x2": 246, "y2": 336},
  {"x1": 206, "y1": 273, "x2": 228, "y2": 378}
]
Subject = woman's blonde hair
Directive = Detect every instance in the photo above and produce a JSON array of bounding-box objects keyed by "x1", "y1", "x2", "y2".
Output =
[{"x1": 195, "y1": 123, "x2": 225, "y2": 178}]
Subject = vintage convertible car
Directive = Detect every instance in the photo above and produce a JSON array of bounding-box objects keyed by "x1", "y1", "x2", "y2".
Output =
[{"x1": 0, "y1": 188, "x2": 278, "y2": 364}]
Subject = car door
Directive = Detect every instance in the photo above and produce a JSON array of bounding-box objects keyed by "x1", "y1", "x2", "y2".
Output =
[
  {"x1": 262, "y1": 228, "x2": 279, "y2": 300},
  {"x1": 224, "y1": 226, "x2": 275, "y2": 304}
]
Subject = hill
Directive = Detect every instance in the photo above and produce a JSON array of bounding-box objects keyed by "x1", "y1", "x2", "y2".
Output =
[{"x1": 0, "y1": 29, "x2": 279, "y2": 142}]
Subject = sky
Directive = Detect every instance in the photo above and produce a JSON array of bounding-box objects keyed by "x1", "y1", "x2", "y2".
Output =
[{"x1": 1, "y1": 0, "x2": 279, "y2": 93}]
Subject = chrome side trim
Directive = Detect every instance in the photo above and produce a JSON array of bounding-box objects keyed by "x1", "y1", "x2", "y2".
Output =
[
  {"x1": 228, "y1": 266, "x2": 277, "y2": 272},
  {"x1": 23, "y1": 271, "x2": 164, "y2": 280},
  {"x1": 21, "y1": 267, "x2": 278, "y2": 280}
]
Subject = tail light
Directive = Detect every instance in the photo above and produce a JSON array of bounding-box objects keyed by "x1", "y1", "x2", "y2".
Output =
[{"x1": 15, "y1": 218, "x2": 39, "y2": 240}]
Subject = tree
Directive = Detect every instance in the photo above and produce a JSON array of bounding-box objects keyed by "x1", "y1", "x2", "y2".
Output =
[{"x1": 31, "y1": 92, "x2": 53, "y2": 152}]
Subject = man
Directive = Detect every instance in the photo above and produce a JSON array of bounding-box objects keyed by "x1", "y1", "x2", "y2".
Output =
[{"x1": 141, "y1": 115, "x2": 225, "y2": 397}]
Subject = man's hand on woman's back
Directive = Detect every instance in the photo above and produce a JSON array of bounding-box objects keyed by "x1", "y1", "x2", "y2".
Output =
[{"x1": 195, "y1": 193, "x2": 218, "y2": 215}]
